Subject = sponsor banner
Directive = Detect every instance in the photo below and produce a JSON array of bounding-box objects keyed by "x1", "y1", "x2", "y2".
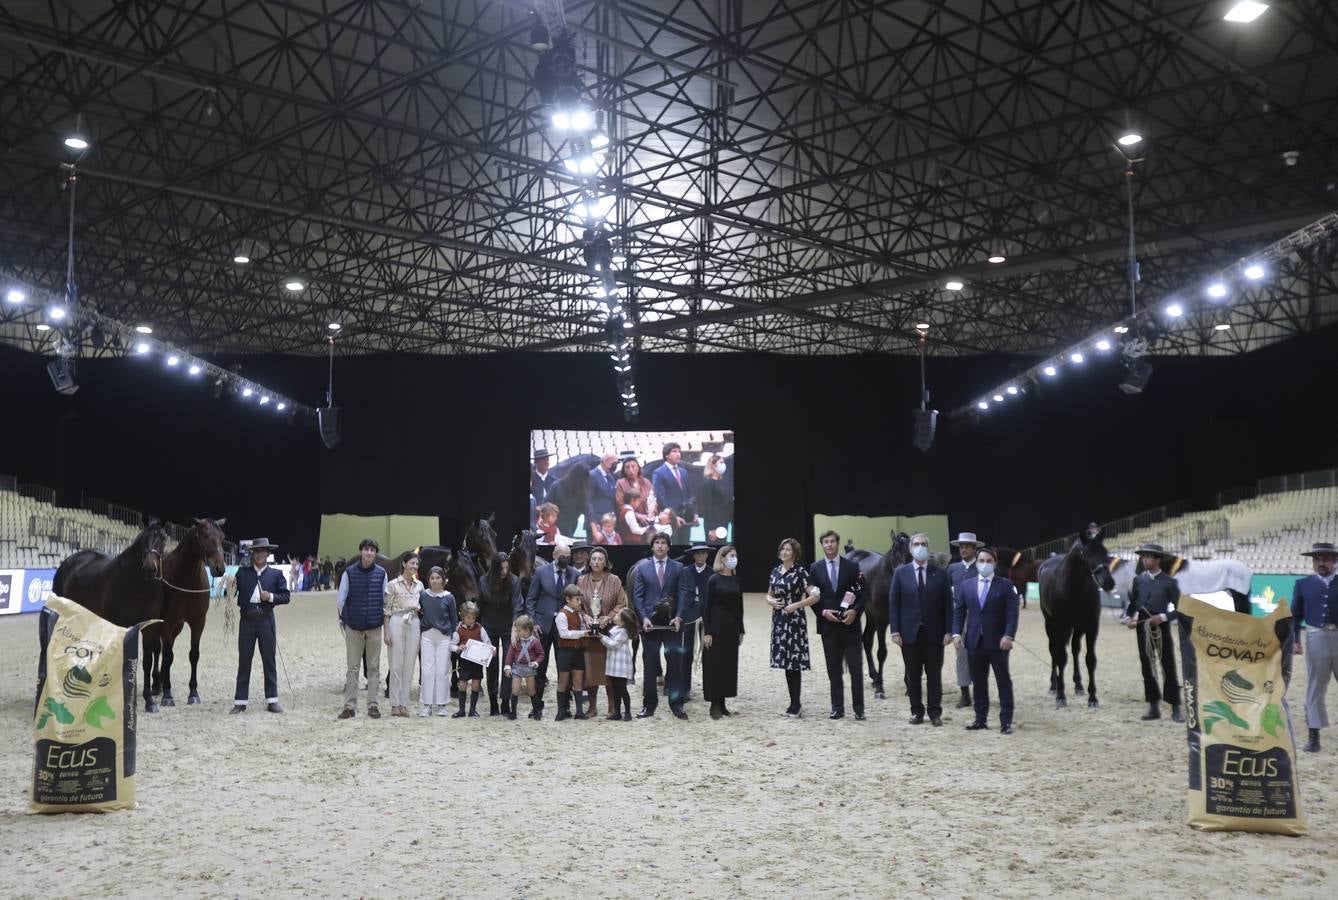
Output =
[
  {"x1": 1250, "y1": 573, "x2": 1297, "y2": 618},
  {"x1": 23, "y1": 568, "x2": 57, "y2": 613},
  {"x1": 0, "y1": 569, "x2": 23, "y2": 615}
]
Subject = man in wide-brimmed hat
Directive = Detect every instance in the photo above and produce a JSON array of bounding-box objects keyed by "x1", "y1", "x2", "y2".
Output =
[
  {"x1": 531, "y1": 449, "x2": 555, "y2": 519},
  {"x1": 1295, "y1": 541, "x2": 1338, "y2": 752},
  {"x1": 947, "y1": 532, "x2": 983, "y2": 709},
  {"x1": 232, "y1": 538, "x2": 290, "y2": 715},
  {"x1": 1124, "y1": 543, "x2": 1183, "y2": 723}
]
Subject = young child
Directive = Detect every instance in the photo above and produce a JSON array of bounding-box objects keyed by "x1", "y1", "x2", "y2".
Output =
[
  {"x1": 601, "y1": 607, "x2": 638, "y2": 721},
  {"x1": 594, "y1": 512, "x2": 622, "y2": 546},
  {"x1": 554, "y1": 584, "x2": 591, "y2": 721},
  {"x1": 653, "y1": 507, "x2": 675, "y2": 538},
  {"x1": 418, "y1": 566, "x2": 458, "y2": 717},
  {"x1": 504, "y1": 615, "x2": 544, "y2": 720},
  {"x1": 537, "y1": 502, "x2": 561, "y2": 545},
  {"x1": 449, "y1": 602, "x2": 490, "y2": 718}
]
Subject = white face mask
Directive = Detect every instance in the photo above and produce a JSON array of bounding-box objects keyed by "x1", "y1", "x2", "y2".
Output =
[
  {"x1": 911, "y1": 545, "x2": 929, "y2": 562},
  {"x1": 714, "y1": 461, "x2": 727, "y2": 474},
  {"x1": 725, "y1": 555, "x2": 738, "y2": 569},
  {"x1": 977, "y1": 562, "x2": 995, "y2": 579}
]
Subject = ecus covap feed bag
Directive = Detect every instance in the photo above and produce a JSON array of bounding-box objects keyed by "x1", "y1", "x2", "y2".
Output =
[{"x1": 1178, "y1": 594, "x2": 1306, "y2": 835}]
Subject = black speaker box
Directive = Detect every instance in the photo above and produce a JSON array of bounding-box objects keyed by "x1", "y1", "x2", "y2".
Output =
[{"x1": 318, "y1": 406, "x2": 342, "y2": 449}]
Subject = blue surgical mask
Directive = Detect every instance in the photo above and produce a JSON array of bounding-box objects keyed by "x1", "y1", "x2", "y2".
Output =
[
  {"x1": 714, "y1": 461, "x2": 727, "y2": 474},
  {"x1": 911, "y1": 545, "x2": 929, "y2": 562},
  {"x1": 977, "y1": 562, "x2": 995, "y2": 579},
  {"x1": 725, "y1": 555, "x2": 738, "y2": 569}
]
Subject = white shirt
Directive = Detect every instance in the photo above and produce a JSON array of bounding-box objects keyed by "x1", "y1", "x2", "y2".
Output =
[
  {"x1": 249, "y1": 563, "x2": 268, "y2": 604},
  {"x1": 555, "y1": 605, "x2": 588, "y2": 640}
]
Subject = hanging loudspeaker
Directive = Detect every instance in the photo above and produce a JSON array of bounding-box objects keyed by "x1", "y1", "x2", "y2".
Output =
[
  {"x1": 912, "y1": 409, "x2": 938, "y2": 452},
  {"x1": 318, "y1": 406, "x2": 342, "y2": 449},
  {"x1": 46, "y1": 357, "x2": 78, "y2": 395}
]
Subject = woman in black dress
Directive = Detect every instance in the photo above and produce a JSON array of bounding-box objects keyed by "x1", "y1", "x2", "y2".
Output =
[
  {"x1": 698, "y1": 454, "x2": 732, "y2": 543},
  {"x1": 702, "y1": 544, "x2": 744, "y2": 719},
  {"x1": 768, "y1": 537, "x2": 820, "y2": 717},
  {"x1": 478, "y1": 552, "x2": 521, "y2": 716}
]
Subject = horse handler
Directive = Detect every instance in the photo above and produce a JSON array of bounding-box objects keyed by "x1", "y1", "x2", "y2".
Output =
[
  {"x1": 1124, "y1": 543, "x2": 1183, "y2": 723},
  {"x1": 1295, "y1": 541, "x2": 1338, "y2": 753},
  {"x1": 232, "y1": 538, "x2": 291, "y2": 714}
]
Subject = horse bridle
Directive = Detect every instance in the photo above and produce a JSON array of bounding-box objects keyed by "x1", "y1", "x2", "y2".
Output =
[{"x1": 145, "y1": 547, "x2": 164, "y2": 580}]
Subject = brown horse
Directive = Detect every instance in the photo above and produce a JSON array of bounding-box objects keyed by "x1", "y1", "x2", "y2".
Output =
[
  {"x1": 995, "y1": 547, "x2": 1044, "y2": 610},
  {"x1": 157, "y1": 518, "x2": 228, "y2": 706},
  {"x1": 849, "y1": 531, "x2": 911, "y2": 699},
  {"x1": 51, "y1": 521, "x2": 169, "y2": 712}
]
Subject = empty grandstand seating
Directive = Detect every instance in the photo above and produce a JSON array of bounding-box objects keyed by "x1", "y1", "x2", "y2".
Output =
[{"x1": 530, "y1": 430, "x2": 735, "y2": 470}]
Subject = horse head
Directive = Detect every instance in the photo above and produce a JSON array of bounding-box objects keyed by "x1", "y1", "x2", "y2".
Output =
[
  {"x1": 192, "y1": 517, "x2": 228, "y2": 577},
  {"x1": 447, "y1": 549, "x2": 481, "y2": 601},
  {"x1": 464, "y1": 514, "x2": 498, "y2": 565},
  {"x1": 887, "y1": 531, "x2": 912, "y2": 568},
  {"x1": 1074, "y1": 531, "x2": 1114, "y2": 592},
  {"x1": 138, "y1": 519, "x2": 168, "y2": 580}
]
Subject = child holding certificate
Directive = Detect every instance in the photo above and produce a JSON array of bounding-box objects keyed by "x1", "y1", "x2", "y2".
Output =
[{"x1": 449, "y1": 602, "x2": 491, "y2": 718}]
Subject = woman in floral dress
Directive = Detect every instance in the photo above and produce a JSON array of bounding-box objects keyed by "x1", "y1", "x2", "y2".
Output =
[{"x1": 768, "y1": 537, "x2": 821, "y2": 717}]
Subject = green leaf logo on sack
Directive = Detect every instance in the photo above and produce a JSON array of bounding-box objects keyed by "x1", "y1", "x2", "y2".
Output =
[
  {"x1": 1260, "y1": 703, "x2": 1284, "y2": 738},
  {"x1": 62, "y1": 665, "x2": 93, "y2": 698},
  {"x1": 83, "y1": 696, "x2": 115, "y2": 728},
  {"x1": 44, "y1": 697, "x2": 75, "y2": 725}
]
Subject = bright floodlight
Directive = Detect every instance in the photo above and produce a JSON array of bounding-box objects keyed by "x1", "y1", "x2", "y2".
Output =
[
  {"x1": 1207, "y1": 282, "x2": 1228, "y2": 299},
  {"x1": 242, "y1": 386, "x2": 253, "y2": 398},
  {"x1": 284, "y1": 280, "x2": 304, "y2": 292},
  {"x1": 1043, "y1": 365, "x2": 1057, "y2": 377},
  {"x1": 915, "y1": 322, "x2": 930, "y2": 331},
  {"x1": 1113, "y1": 325, "x2": 1129, "y2": 334},
  {"x1": 1006, "y1": 385, "x2": 1019, "y2": 395},
  {"x1": 233, "y1": 254, "x2": 250, "y2": 264},
  {"x1": 1070, "y1": 351, "x2": 1085, "y2": 364},
  {"x1": 1214, "y1": 323, "x2": 1232, "y2": 331},
  {"x1": 590, "y1": 131, "x2": 610, "y2": 150},
  {"x1": 166, "y1": 355, "x2": 180, "y2": 366},
  {"x1": 570, "y1": 109, "x2": 593, "y2": 131},
  {"x1": 945, "y1": 279, "x2": 964, "y2": 291},
  {"x1": 188, "y1": 364, "x2": 202, "y2": 375},
  {"x1": 977, "y1": 400, "x2": 989, "y2": 410},
  {"x1": 992, "y1": 393, "x2": 1004, "y2": 403},
  {"x1": 1166, "y1": 301, "x2": 1184, "y2": 317},
  {"x1": 550, "y1": 111, "x2": 571, "y2": 130},
  {"x1": 622, "y1": 319, "x2": 633, "y2": 329},
  {"x1": 35, "y1": 323, "x2": 51, "y2": 331},
  {"x1": 5, "y1": 289, "x2": 24, "y2": 303},
  {"x1": 64, "y1": 135, "x2": 89, "y2": 151},
  {"x1": 135, "y1": 324, "x2": 153, "y2": 334},
  {"x1": 276, "y1": 402, "x2": 287, "y2": 411},
  {"x1": 1117, "y1": 131, "x2": 1143, "y2": 147},
  {"x1": 1244, "y1": 264, "x2": 1265, "y2": 280},
  {"x1": 987, "y1": 254, "x2": 1006, "y2": 264},
  {"x1": 135, "y1": 341, "x2": 150, "y2": 354},
  {"x1": 1224, "y1": 2, "x2": 1268, "y2": 23},
  {"x1": 327, "y1": 322, "x2": 342, "y2": 331},
  {"x1": 259, "y1": 395, "x2": 270, "y2": 405},
  {"x1": 1095, "y1": 339, "x2": 1112, "y2": 351},
  {"x1": 48, "y1": 306, "x2": 67, "y2": 321}
]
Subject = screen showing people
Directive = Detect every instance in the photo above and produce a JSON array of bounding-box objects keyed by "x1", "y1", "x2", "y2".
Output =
[{"x1": 529, "y1": 430, "x2": 734, "y2": 547}]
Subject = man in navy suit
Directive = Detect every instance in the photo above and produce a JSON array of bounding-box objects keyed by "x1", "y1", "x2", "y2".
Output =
[
  {"x1": 651, "y1": 442, "x2": 695, "y2": 544},
  {"x1": 586, "y1": 453, "x2": 619, "y2": 540},
  {"x1": 525, "y1": 543, "x2": 577, "y2": 719},
  {"x1": 953, "y1": 546, "x2": 1021, "y2": 734},
  {"x1": 530, "y1": 449, "x2": 555, "y2": 521},
  {"x1": 811, "y1": 530, "x2": 867, "y2": 720},
  {"x1": 889, "y1": 532, "x2": 954, "y2": 725},
  {"x1": 631, "y1": 532, "x2": 694, "y2": 718},
  {"x1": 231, "y1": 538, "x2": 291, "y2": 714}
]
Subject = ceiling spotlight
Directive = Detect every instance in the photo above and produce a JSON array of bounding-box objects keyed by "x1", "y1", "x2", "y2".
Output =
[
  {"x1": 284, "y1": 279, "x2": 305, "y2": 292},
  {"x1": 1166, "y1": 301, "x2": 1185, "y2": 318},
  {"x1": 945, "y1": 280, "x2": 964, "y2": 291},
  {"x1": 1214, "y1": 322, "x2": 1232, "y2": 331},
  {"x1": 35, "y1": 323, "x2": 51, "y2": 332},
  {"x1": 327, "y1": 322, "x2": 342, "y2": 331},
  {"x1": 48, "y1": 306, "x2": 67, "y2": 321},
  {"x1": 233, "y1": 254, "x2": 250, "y2": 265},
  {"x1": 572, "y1": 195, "x2": 616, "y2": 221},
  {"x1": 1043, "y1": 365, "x2": 1057, "y2": 377},
  {"x1": 570, "y1": 109, "x2": 594, "y2": 132},
  {"x1": 1224, "y1": 1, "x2": 1268, "y2": 23},
  {"x1": 259, "y1": 395, "x2": 270, "y2": 405},
  {"x1": 621, "y1": 319, "x2": 634, "y2": 329},
  {"x1": 590, "y1": 131, "x2": 610, "y2": 150},
  {"x1": 1006, "y1": 385, "x2": 1019, "y2": 395},
  {"x1": 987, "y1": 254, "x2": 1006, "y2": 264},
  {"x1": 166, "y1": 355, "x2": 180, "y2": 366},
  {"x1": 64, "y1": 135, "x2": 89, "y2": 151},
  {"x1": 529, "y1": 15, "x2": 552, "y2": 51},
  {"x1": 992, "y1": 393, "x2": 1005, "y2": 403},
  {"x1": 550, "y1": 111, "x2": 571, "y2": 130},
  {"x1": 915, "y1": 322, "x2": 930, "y2": 332},
  {"x1": 5, "y1": 288, "x2": 25, "y2": 303},
  {"x1": 1095, "y1": 339, "x2": 1112, "y2": 351},
  {"x1": 242, "y1": 386, "x2": 254, "y2": 398},
  {"x1": 276, "y1": 402, "x2": 287, "y2": 411},
  {"x1": 976, "y1": 400, "x2": 989, "y2": 410},
  {"x1": 1070, "y1": 351, "x2": 1085, "y2": 364},
  {"x1": 1206, "y1": 282, "x2": 1228, "y2": 299},
  {"x1": 1117, "y1": 131, "x2": 1143, "y2": 147},
  {"x1": 188, "y1": 364, "x2": 202, "y2": 375},
  {"x1": 1113, "y1": 325, "x2": 1130, "y2": 334},
  {"x1": 135, "y1": 341, "x2": 150, "y2": 354},
  {"x1": 135, "y1": 324, "x2": 153, "y2": 334},
  {"x1": 1244, "y1": 264, "x2": 1265, "y2": 280}
]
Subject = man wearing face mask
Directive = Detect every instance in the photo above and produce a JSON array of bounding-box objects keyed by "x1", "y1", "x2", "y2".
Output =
[
  {"x1": 525, "y1": 544, "x2": 577, "y2": 719},
  {"x1": 952, "y1": 547, "x2": 1020, "y2": 733},
  {"x1": 946, "y1": 532, "x2": 982, "y2": 710},
  {"x1": 1294, "y1": 541, "x2": 1338, "y2": 753},
  {"x1": 889, "y1": 532, "x2": 954, "y2": 726},
  {"x1": 699, "y1": 453, "x2": 733, "y2": 544}
]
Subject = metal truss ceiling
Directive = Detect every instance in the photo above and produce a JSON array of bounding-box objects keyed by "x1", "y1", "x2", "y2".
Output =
[{"x1": 1, "y1": 0, "x2": 1337, "y2": 360}]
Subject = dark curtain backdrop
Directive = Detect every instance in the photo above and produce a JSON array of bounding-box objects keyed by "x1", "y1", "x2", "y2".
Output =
[{"x1": 2, "y1": 324, "x2": 1334, "y2": 590}]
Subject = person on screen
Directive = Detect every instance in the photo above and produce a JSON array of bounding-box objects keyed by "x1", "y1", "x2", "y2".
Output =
[
  {"x1": 617, "y1": 490, "x2": 653, "y2": 544},
  {"x1": 530, "y1": 449, "x2": 555, "y2": 517},
  {"x1": 652, "y1": 443, "x2": 694, "y2": 543},
  {"x1": 615, "y1": 457, "x2": 655, "y2": 519},
  {"x1": 586, "y1": 453, "x2": 620, "y2": 541},
  {"x1": 593, "y1": 513, "x2": 622, "y2": 546},
  {"x1": 698, "y1": 453, "x2": 731, "y2": 544},
  {"x1": 536, "y1": 502, "x2": 561, "y2": 545}
]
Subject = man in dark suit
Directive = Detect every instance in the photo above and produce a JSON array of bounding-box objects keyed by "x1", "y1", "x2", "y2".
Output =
[
  {"x1": 525, "y1": 543, "x2": 577, "y2": 719},
  {"x1": 1124, "y1": 542, "x2": 1184, "y2": 723},
  {"x1": 946, "y1": 532, "x2": 982, "y2": 709},
  {"x1": 586, "y1": 453, "x2": 619, "y2": 540},
  {"x1": 231, "y1": 538, "x2": 291, "y2": 714},
  {"x1": 631, "y1": 532, "x2": 694, "y2": 718},
  {"x1": 953, "y1": 546, "x2": 1021, "y2": 733},
  {"x1": 889, "y1": 532, "x2": 954, "y2": 725},
  {"x1": 530, "y1": 449, "x2": 555, "y2": 521},
  {"x1": 650, "y1": 442, "x2": 695, "y2": 544},
  {"x1": 811, "y1": 530, "x2": 867, "y2": 720}
]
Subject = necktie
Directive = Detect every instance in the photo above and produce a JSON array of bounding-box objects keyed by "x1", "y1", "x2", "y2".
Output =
[
  {"x1": 917, "y1": 566, "x2": 925, "y2": 593},
  {"x1": 673, "y1": 466, "x2": 682, "y2": 489},
  {"x1": 979, "y1": 578, "x2": 989, "y2": 609},
  {"x1": 657, "y1": 560, "x2": 665, "y2": 588},
  {"x1": 829, "y1": 560, "x2": 838, "y2": 591}
]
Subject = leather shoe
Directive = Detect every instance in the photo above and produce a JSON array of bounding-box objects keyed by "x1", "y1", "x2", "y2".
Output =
[
  {"x1": 229, "y1": 705, "x2": 246, "y2": 714},
  {"x1": 1140, "y1": 703, "x2": 1161, "y2": 721},
  {"x1": 828, "y1": 709, "x2": 845, "y2": 720},
  {"x1": 965, "y1": 720, "x2": 989, "y2": 730},
  {"x1": 337, "y1": 707, "x2": 355, "y2": 720},
  {"x1": 930, "y1": 716, "x2": 942, "y2": 727},
  {"x1": 528, "y1": 707, "x2": 543, "y2": 720},
  {"x1": 854, "y1": 712, "x2": 866, "y2": 721},
  {"x1": 671, "y1": 706, "x2": 688, "y2": 720},
  {"x1": 367, "y1": 705, "x2": 381, "y2": 719},
  {"x1": 1000, "y1": 723, "x2": 1013, "y2": 734},
  {"x1": 266, "y1": 702, "x2": 283, "y2": 714},
  {"x1": 908, "y1": 713, "x2": 925, "y2": 725},
  {"x1": 636, "y1": 707, "x2": 656, "y2": 719},
  {"x1": 1171, "y1": 706, "x2": 1186, "y2": 723}
]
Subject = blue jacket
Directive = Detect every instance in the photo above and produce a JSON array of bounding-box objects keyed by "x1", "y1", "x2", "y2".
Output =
[
  {"x1": 810, "y1": 555, "x2": 866, "y2": 634},
  {"x1": 889, "y1": 562, "x2": 953, "y2": 641},
  {"x1": 1294, "y1": 575, "x2": 1336, "y2": 628},
  {"x1": 234, "y1": 565, "x2": 290, "y2": 618},
  {"x1": 586, "y1": 464, "x2": 619, "y2": 531},
  {"x1": 651, "y1": 463, "x2": 692, "y2": 518},
  {"x1": 947, "y1": 559, "x2": 977, "y2": 591},
  {"x1": 526, "y1": 561, "x2": 577, "y2": 633},
  {"x1": 682, "y1": 563, "x2": 712, "y2": 624},
  {"x1": 630, "y1": 556, "x2": 693, "y2": 621},
  {"x1": 953, "y1": 575, "x2": 1020, "y2": 652},
  {"x1": 341, "y1": 562, "x2": 387, "y2": 631}
]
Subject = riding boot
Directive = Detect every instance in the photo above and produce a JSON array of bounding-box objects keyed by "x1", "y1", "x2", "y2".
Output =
[
  {"x1": 710, "y1": 700, "x2": 723, "y2": 720},
  {"x1": 506, "y1": 695, "x2": 518, "y2": 720},
  {"x1": 1141, "y1": 702, "x2": 1161, "y2": 721},
  {"x1": 1170, "y1": 705, "x2": 1186, "y2": 723},
  {"x1": 574, "y1": 692, "x2": 588, "y2": 720},
  {"x1": 555, "y1": 691, "x2": 572, "y2": 721},
  {"x1": 1304, "y1": 728, "x2": 1321, "y2": 752},
  {"x1": 468, "y1": 691, "x2": 481, "y2": 717},
  {"x1": 957, "y1": 686, "x2": 972, "y2": 708},
  {"x1": 452, "y1": 690, "x2": 467, "y2": 718}
]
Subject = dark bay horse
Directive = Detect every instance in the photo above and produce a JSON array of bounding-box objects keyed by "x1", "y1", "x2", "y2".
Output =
[
  {"x1": 995, "y1": 547, "x2": 1044, "y2": 610},
  {"x1": 379, "y1": 546, "x2": 481, "y2": 602},
  {"x1": 458, "y1": 514, "x2": 499, "y2": 588},
  {"x1": 849, "y1": 531, "x2": 911, "y2": 699},
  {"x1": 1037, "y1": 529, "x2": 1114, "y2": 708},
  {"x1": 157, "y1": 518, "x2": 228, "y2": 707},
  {"x1": 51, "y1": 521, "x2": 168, "y2": 712},
  {"x1": 508, "y1": 529, "x2": 538, "y2": 599}
]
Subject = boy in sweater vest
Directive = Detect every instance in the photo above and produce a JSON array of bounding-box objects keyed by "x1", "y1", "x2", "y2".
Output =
[
  {"x1": 450, "y1": 602, "x2": 491, "y2": 718},
  {"x1": 554, "y1": 584, "x2": 591, "y2": 721}
]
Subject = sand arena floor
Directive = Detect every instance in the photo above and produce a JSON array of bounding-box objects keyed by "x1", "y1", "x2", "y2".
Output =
[{"x1": 1, "y1": 592, "x2": 1335, "y2": 898}]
